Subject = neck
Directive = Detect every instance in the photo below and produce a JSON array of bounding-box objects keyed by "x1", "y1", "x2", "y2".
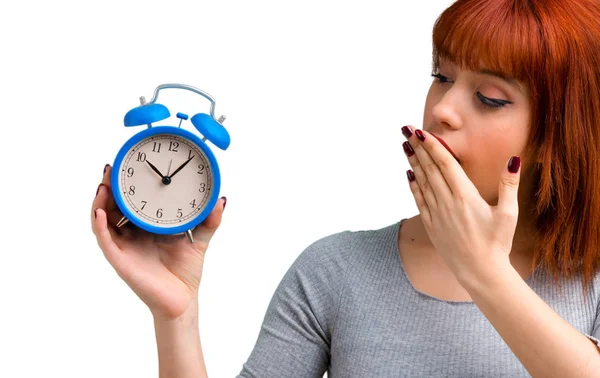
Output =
[{"x1": 407, "y1": 206, "x2": 537, "y2": 274}]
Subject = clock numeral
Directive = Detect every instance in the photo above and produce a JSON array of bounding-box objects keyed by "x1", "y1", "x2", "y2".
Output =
[
  {"x1": 188, "y1": 149, "x2": 193, "y2": 159},
  {"x1": 129, "y1": 185, "x2": 136, "y2": 195},
  {"x1": 197, "y1": 164, "x2": 205, "y2": 174},
  {"x1": 169, "y1": 141, "x2": 179, "y2": 152},
  {"x1": 190, "y1": 199, "x2": 197, "y2": 208},
  {"x1": 199, "y1": 183, "x2": 206, "y2": 193},
  {"x1": 156, "y1": 208, "x2": 163, "y2": 218},
  {"x1": 141, "y1": 200, "x2": 147, "y2": 210},
  {"x1": 177, "y1": 208, "x2": 183, "y2": 218},
  {"x1": 127, "y1": 167, "x2": 134, "y2": 177},
  {"x1": 137, "y1": 152, "x2": 146, "y2": 162},
  {"x1": 153, "y1": 142, "x2": 162, "y2": 153}
]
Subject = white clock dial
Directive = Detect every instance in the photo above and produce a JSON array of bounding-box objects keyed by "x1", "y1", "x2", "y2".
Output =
[{"x1": 118, "y1": 134, "x2": 213, "y2": 228}]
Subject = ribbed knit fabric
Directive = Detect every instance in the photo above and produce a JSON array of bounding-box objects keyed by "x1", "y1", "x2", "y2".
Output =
[{"x1": 236, "y1": 220, "x2": 600, "y2": 377}]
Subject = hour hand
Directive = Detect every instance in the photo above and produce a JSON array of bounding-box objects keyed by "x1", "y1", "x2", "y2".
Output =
[{"x1": 146, "y1": 160, "x2": 166, "y2": 179}]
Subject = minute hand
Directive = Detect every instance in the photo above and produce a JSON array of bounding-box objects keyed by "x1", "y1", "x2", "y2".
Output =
[{"x1": 168, "y1": 155, "x2": 194, "y2": 179}]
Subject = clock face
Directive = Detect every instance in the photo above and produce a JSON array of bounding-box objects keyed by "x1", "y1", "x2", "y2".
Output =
[{"x1": 117, "y1": 133, "x2": 213, "y2": 229}]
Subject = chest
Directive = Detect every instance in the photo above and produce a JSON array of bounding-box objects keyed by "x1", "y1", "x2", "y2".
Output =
[
  {"x1": 328, "y1": 249, "x2": 598, "y2": 378},
  {"x1": 330, "y1": 288, "x2": 530, "y2": 377}
]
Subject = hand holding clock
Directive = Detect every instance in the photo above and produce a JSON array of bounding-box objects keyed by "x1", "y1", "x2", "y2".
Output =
[{"x1": 91, "y1": 164, "x2": 227, "y2": 320}]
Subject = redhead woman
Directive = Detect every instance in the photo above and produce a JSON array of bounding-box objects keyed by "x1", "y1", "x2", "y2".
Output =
[{"x1": 91, "y1": 0, "x2": 600, "y2": 376}]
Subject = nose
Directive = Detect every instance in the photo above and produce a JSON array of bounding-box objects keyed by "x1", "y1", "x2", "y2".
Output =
[{"x1": 431, "y1": 90, "x2": 463, "y2": 130}]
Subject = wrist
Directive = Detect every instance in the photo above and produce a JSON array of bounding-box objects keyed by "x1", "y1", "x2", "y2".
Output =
[
  {"x1": 456, "y1": 254, "x2": 514, "y2": 293},
  {"x1": 153, "y1": 298, "x2": 206, "y2": 378},
  {"x1": 153, "y1": 298, "x2": 199, "y2": 327}
]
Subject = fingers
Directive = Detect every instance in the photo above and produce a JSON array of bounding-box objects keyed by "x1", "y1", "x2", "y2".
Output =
[
  {"x1": 92, "y1": 163, "x2": 143, "y2": 270},
  {"x1": 191, "y1": 196, "x2": 227, "y2": 247},
  {"x1": 402, "y1": 126, "x2": 453, "y2": 209},
  {"x1": 92, "y1": 207, "x2": 124, "y2": 270},
  {"x1": 407, "y1": 169, "x2": 432, "y2": 224},
  {"x1": 403, "y1": 134, "x2": 440, "y2": 210},
  {"x1": 410, "y1": 128, "x2": 465, "y2": 194},
  {"x1": 101, "y1": 163, "x2": 111, "y2": 186},
  {"x1": 91, "y1": 164, "x2": 110, "y2": 226},
  {"x1": 92, "y1": 164, "x2": 132, "y2": 232},
  {"x1": 496, "y1": 156, "x2": 521, "y2": 218},
  {"x1": 99, "y1": 165, "x2": 121, "y2": 217},
  {"x1": 91, "y1": 164, "x2": 128, "y2": 256}
]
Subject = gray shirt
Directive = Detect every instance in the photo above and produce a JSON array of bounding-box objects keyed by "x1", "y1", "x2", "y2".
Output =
[{"x1": 236, "y1": 220, "x2": 600, "y2": 377}]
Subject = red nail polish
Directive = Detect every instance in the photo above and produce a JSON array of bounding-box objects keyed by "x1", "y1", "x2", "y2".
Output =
[
  {"x1": 221, "y1": 196, "x2": 227, "y2": 210},
  {"x1": 415, "y1": 129, "x2": 426, "y2": 142},
  {"x1": 94, "y1": 208, "x2": 98, "y2": 219},
  {"x1": 508, "y1": 156, "x2": 521, "y2": 173},
  {"x1": 403, "y1": 141, "x2": 415, "y2": 157},
  {"x1": 401, "y1": 126, "x2": 413, "y2": 139},
  {"x1": 104, "y1": 164, "x2": 110, "y2": 175},
  {"x1": 407, "y1": 170, "x2": 416, "y2": 182}
]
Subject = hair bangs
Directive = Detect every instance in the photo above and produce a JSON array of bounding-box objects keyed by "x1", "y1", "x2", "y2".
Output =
[{"x1": 431, "y1": 0, "x2": 543, "y2": 85}]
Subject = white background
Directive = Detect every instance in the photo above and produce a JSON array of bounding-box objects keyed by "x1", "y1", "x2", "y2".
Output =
[{"x1": 1, "y1": 0, "x2": 455, "y2": 377}]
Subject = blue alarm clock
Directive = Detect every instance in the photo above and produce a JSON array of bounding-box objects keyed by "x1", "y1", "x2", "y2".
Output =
[{"x1": 111, "y1": 83, "x2": 230, "y2": 243}]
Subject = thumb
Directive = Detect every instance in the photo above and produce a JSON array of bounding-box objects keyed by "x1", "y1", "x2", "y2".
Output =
[
  {"x1": 191, "y1": 196, "x2": 227, "y2": 246},
  {"x1": 496, "y1": 156, "x2": 521, "y2": 218}
]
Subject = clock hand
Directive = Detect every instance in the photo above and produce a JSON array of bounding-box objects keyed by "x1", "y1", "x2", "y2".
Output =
[
  {"x1": 146, "y1": 160, "x2": 166, "y2": 179},
  {"x1": 168, "y1": 155, "x2": 194, "y2": 179},
  {"x1": 166, "y1": 159, "x2": 173, "y2": 176}
]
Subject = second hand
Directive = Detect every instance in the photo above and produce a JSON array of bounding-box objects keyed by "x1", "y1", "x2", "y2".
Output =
[{"x1": 167, "y1": 159, "x2": 173, "y2": 177}]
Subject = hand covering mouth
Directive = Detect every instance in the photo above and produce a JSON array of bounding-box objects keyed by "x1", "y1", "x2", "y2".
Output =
[{"x1": 430, "y1": 133, "x2": 460, "y2": 163}]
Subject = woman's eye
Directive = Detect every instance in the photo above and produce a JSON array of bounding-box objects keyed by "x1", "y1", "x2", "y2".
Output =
[
  {"x1": 476, "y1": 92, "x2": 512, "y2": 109},
  {"x1": 431, "y1": 73, "x2": 450, "y2": 83},
  {"x1": 431, "y1": 72, "x2": 513, "y2": 109}
]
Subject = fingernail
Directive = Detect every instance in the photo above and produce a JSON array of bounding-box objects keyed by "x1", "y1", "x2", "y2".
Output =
[
  {"x1": 402, "y1": 141, "x2": 415, "y2": 157},
  {"x1": 104, "y1": 164, "x2": 110, "y2": 175},
  {"x1": 401, "y1": 125, "x2": 413, "y2": 139},
  {"x1": 415, "y1": 129, "x2": 426, "y2": 142},
  {"x1": 221, "y1": 196, "x2": 227, "y2": 210},
  {"x1": 508, "y1": 156, "x2": 521, "y2": 173},
  {"x1": 96, "y1": 183, "x2": 104, "y2": 197},
  {"x1": 407, "y1": 169, "x2": 415, "y2": 182},
  {"x1": 94, "y1": 208, "x2": 98, "y2": 219}
]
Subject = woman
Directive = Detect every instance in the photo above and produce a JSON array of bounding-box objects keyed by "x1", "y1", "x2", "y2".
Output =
[{"x1": 91, "y1": 0, "x2": 600, "y2": 376}]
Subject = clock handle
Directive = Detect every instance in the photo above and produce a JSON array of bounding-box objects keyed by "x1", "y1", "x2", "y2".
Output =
[{"x1": 146, "y1": 83, "x2": 222, "y2": 121}]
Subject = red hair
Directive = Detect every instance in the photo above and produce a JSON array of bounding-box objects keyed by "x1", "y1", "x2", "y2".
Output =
[{"x1": 431, "y1": 0, "x2": 600, "y2": 296}]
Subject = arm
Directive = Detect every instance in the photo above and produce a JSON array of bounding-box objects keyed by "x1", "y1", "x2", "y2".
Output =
[
  {"x1": 236, "y1": 232, "x2": 350, "y2": 378},
  {"x1": 461, "y1": 258, "x2": 600, "y2": 378},
  {"x1": 154, "y1": 231, "x2": 345, "y2": 378},
  {"x1": 398, "y1": 128, "x2": 600, "y2": 376},
  {"x1": 93, "y1": 164, "x2": 343, "y2": 378},
  {"x1": 91, "y1": 165, "x2": 224, "y2": 378},
  {"x1": 153, "y1": 299, "x2": 207, "y2": 378}
]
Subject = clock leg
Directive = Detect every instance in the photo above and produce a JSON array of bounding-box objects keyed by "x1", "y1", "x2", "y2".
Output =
[
  {"x1": 185, "y1": 229, "x2": 194, "y2": 244},
  {"x1": 116, "y1": 216, "x2": 129, "y2": 228}
]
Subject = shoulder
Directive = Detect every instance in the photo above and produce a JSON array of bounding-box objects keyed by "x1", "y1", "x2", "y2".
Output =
[
  {"x1": 534, "y1": 264, "x2": 600, "y2": 314},
  {"x1": 297, "y1": 221, "x2": 400, "y2": 261},
  {"x1": 269, "y1": 221, "x2": 402, "y2": 319},
  {"x1": 289, "y1": 221, "x2": 402, "y2": 282}
]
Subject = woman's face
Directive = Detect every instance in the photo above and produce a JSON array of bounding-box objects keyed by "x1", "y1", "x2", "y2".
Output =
[{"x1": 422, "y1": 57, "x2": 531, "y2": 205}]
